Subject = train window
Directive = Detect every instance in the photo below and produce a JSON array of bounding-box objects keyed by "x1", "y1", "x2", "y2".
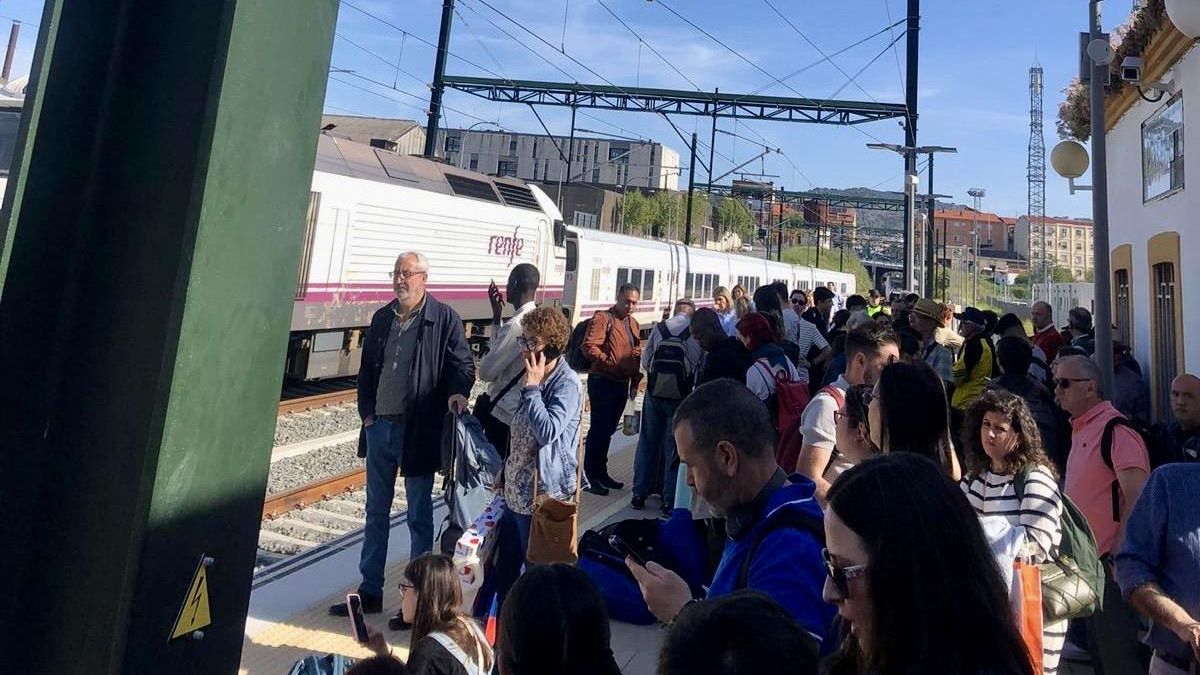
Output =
[
  {"x1": 685, "y1": 273, "x2": 695, "y2": 297},
  {"x1": 565, "y1": 240, "x2": 577, "y2": 272},
  {"x1": 841, "y1": 283, "x2": 847, "y2": 294},
  {"x1": 617, "y1": 267, "x2": 629, "y2": 290},
  {"x1": 643, "y1": 271, "x2": 655, "y2": 301},
  {"x1": 629, "y1": 269, "x2": 643, "y2": 294}
]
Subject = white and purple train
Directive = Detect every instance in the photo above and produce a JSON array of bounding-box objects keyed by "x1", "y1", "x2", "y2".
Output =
[{"x1": 287, "y1": 134, "x2": 855, "y2": 380}]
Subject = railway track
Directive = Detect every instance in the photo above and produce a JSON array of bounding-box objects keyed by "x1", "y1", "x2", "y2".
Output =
[
  {"x1": 278, "y1": 377, "x2": 358, "y2": 415},
  {"x1": 262, "y1": 467, "x2": 365, "y2": 519}
]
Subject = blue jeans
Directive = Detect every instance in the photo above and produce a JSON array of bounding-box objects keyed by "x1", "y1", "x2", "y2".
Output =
[
  {"x1": 358, "y1": 418, "x2": 436, "y2": 596},
  {"x1": 633, "y1": 395, "x2": 680, "y2": 505}
]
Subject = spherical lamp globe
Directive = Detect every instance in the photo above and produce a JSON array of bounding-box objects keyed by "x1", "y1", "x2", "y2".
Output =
[
  {"x1": 1051, "y1": 141, "x2": 1090, "y2": 180},
  {"x1": 1167, "y1": 0, "x2": 1200, "y2": 39}
]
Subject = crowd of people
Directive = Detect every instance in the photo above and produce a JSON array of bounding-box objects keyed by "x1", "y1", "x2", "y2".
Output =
[{"x1": 334, "y1": 251, "x2": 1198, "y2": 675}]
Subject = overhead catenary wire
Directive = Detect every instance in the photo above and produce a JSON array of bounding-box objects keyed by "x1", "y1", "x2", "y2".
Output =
[
  {"x1": 760, "y1": 0, "x2": 881, "y2": 104},
  {"x1": 595, "y1": 0, "x2": 703, "y2": 90}
]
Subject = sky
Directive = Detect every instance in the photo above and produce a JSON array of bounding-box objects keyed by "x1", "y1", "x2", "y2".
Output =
[{"x1": 0, "y1": 0, "x2": 1139, "y2": 219}]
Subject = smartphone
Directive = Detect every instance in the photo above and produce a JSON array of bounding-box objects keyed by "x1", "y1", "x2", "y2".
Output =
[
  {"x1": 608, "y1": 534, "x2": 647, "y2": 566},
  {"x1": 541, "y1": 345, "x2": 562, "y2": 361},
  {"x1": 346, "y1": 593, "x2": 369, "y2": 643}
]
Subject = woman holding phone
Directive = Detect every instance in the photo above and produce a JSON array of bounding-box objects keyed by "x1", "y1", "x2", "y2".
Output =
[{"x1": 499, "y1": 306, "x2": 583, "y2": 560}]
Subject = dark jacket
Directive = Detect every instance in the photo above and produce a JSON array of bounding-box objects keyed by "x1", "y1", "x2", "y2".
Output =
[
  {"x1": 357, "y1": 294, "x2": 475, "y2": 475},
  {"x1": 696, "y1": 337, "x2": 755, "y2": 387}
]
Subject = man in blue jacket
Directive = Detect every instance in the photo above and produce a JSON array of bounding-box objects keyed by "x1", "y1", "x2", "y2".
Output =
[
  {"x1": 627, "y1": 379, "x2": 834, "y2": 645},
  {"x1": 331, "y1": 251, "x2": 474, "y2": 626}
]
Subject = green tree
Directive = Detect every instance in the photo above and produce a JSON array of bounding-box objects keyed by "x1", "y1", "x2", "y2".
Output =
[
  {"x1": 715, "y1": 197, "x2": 754, "y2": 240},
  {"x1": 1051, "y1": 265, "x2": 1076, "y2": 282},
  {"x1": 1083, "y1": 268, "x2": 1095, "y2": 282},
  {"x1": 936, "y1": 264, "x2": 951, "y2": 294},
  {"x1": 620, "y1": 190, "x2": 658, "y2": 236}
]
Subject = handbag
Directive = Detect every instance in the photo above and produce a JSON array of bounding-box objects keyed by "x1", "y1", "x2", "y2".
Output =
[
  {"x1": 1014, "y1": 560, "x2": 1045, "y2": 675},
  {"x1": 526, "y1": 411, "x2": 585, "y2": 565}
]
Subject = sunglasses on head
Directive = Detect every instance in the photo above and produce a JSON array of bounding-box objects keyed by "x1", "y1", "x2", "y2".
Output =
[
  {"x1": 822, "y1": 548, "x2": 868, "y2": 597},
  {"x1": 1053, "y1": 377, "x2": 1091, "y2": 390}
]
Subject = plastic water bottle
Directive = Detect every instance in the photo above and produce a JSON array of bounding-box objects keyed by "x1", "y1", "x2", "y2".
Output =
[{"x1": 622, "y1": 399, "x2": 640, "y2": 435}]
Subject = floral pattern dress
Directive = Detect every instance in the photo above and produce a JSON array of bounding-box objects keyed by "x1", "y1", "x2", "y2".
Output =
[{"x1": 502, "y1": 408, "x2": 540, "y2": 516}]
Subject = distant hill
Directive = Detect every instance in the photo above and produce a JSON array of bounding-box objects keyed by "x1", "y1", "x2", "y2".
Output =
[{"x1": 810, "y1": 187, "x2": 964, "y2": 231}]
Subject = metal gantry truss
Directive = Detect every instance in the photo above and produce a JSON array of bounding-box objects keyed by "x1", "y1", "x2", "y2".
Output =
[
  {"x1": 442, "y1": 76, "x2": 909, "y2": 125},
  {"x1": 1027, "y1": 65, "x2": 1047, "y2": 286}
]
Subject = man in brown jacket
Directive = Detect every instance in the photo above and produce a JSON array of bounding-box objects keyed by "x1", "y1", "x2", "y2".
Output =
[{"x1": 583, "y1": 283, "x2": 643, "y2": 495}]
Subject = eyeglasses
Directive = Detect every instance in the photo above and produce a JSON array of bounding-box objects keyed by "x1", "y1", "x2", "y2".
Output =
[
  {"x1": 791, "y1": 298, "x2": 805, "y2": 305},
  {"x1": 390, "y1": 269, "x2": 427, "y2": 281},
  {"x1": 398, "y1": 581, "x2": 414, "y2": 594},
  {"x1": 833, "y1": 410, "x2": 859, "y2": 426},
  {"x1": 517, "y1": 336, "x2": 541, "y2": 350},
  {"x1": 822, "y1": 548, "x2": 868, "y2": 597},
  {"x1": 1053, "y1": 377, "x2": 1091, "y2": 390}
]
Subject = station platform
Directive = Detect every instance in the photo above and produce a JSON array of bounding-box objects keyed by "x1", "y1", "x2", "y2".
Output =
[{"x1": 240, "y1": 433, "x2": 666, "y2": 675}]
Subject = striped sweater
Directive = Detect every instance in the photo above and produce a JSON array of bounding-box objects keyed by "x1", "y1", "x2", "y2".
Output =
[{"x1": 961, "y1": 466, "x2": 1067, "y2": 675}]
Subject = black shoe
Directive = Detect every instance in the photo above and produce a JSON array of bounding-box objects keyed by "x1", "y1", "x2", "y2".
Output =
[
  {"x1": 330, "y1": 592, "x2": 382, "y2": 616},
  {"x1": 661, "y1": 503, "x2": 673, "y2": 516},
  {"x1": 388, "y1": 611, "x2": 412, "y2": 631},
  {"x1": 631, "y1": 495, "x2": 646, "y2": 510},
  {"x1": 585, "y1": 483, "x2": 610, "y2": 496},
  {"x1": 600, "y1": 475, "x2": 625, "y2": 490}
]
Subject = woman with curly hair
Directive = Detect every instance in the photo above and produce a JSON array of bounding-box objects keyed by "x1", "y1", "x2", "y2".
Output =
[
  {"x1": 960, "y1": 389, "x2": 1067, "y2": 675},
  {"x1": 500, "y1": 306, "x2": 583, "y2": 558}
]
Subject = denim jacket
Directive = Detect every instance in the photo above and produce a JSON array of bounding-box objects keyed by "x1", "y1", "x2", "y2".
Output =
[{"x1": 516, "y1": 360, "x2": 584, "y2": 501}]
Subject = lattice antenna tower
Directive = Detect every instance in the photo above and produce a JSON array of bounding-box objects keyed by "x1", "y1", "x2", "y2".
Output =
[{"x1": 1028, "y1": 64, "x2": 1047, "y2": 286}]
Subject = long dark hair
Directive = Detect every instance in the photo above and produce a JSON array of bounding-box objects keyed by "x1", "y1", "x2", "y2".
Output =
[
  {"x1": 824, "y1": 454, "x2": 1035, "y2": 675},
  {"x1": 873, "y1": 361, "x2": 955, "y2": 475},
  {"x1": 497, "y1": 563, "x2": 621, "y2": 675},
  {"x1": 404, "y1": 554, "x2": 491, "y2": 669},
  {"x1": 963, "y1": 389, "x2": 1059, "y2": 480}
]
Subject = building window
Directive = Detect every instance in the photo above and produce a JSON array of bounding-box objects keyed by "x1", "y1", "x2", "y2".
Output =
[
  {"x1": 497, "y1": 160, "x2": 517, "y2": 178},
  {"x1": 531, "y1": 141, "x2": 538, "y2": 159},
  {"x1": 468, "y1": 153, "x2": 479, "y2": 171},
  {"x1": 592, "y1": 168, "x2": 600, "y2": 183},
  {"x1": 445, "y1": 136, "x2": 461, "y2": 153},
  {"x1": 609, "y1": 147, "x2": 628, "y2": 164},
  {"x1": 572, "y1": 211, "x2": 598, "y2": 228},
  {"x1": 1143, "y1": 93, "x2": 1185, "y2": 201},
  {"x1": 1074, "y1": 255, "x2": 1082, "y2": 265},
  {"x1": 509, "y1": 139, "x2": 517, "y2": 155},
  {"x1": 1115, "y1": 268, "x2": 1131, "y2": 347},
  {"x1": 1152, "y1": 262, "x2": 1179, "y2": 418}
]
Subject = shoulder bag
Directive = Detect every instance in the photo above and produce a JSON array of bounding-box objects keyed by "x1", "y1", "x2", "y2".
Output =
[{"x1": 526, "y1": 409, "x2": 585, "y2": 565}]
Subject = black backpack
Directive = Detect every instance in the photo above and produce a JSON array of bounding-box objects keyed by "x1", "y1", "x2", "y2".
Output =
[
  {"x1": 647, "y1": 323, "x2": 694, "y2": 400},
  {"x1": 565, "y1": 312, "x2": 613, "y2": 372},
  {"x1": 736, "y1": 509, "x2": 825, "y2": 588},
  {"x1": 1098, "y1": 417, "x2": 1162, "y2": 521}
]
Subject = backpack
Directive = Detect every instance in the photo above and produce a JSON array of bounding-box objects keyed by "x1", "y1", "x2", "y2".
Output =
[
  {"x1": 1098, "y1": 417, "x2": 1163, "y2": 521},
  {"x1": 647, "y1": 323, "x2": 694, "y2": 400},
  {"x1": 565, "y1": 311, "x2": 613, "y2": 372},
  {"x1": 1013, "y1": 466, "x2": 1105, "y2": 620},
  {"x1": 776, "y1": 385, "x2": 841, "y2": 473}
]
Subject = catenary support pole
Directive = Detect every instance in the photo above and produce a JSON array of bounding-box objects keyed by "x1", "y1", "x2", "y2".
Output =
[
  {"x1": 685, "y1": 131, "x2": 697, "y2": 245},
  {"x1": 1, "y1": 21, "x2": 19, "y2": 82},
  {"x1": 0, "y1": 1, "x2": 339, "y2": 672},
  {"x1": 1089, "y1": 0, "x2": 1115, "y2": 393},
  {"x1": 903, "y1": 0, "x2": 920, "y2": 290},
  {"x1": 925, "y1": 153, "x2": 936, "y2": 295},
  {"x1": 424, "y1": 0, "x2": 456, "y2": 157}
]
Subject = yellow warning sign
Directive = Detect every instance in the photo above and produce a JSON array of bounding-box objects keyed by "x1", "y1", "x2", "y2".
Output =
[{"x1": 170, "y1": 557, "x2": 211, "y2": 640}]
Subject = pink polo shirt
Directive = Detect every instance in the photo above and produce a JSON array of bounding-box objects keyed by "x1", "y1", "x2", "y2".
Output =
[{"x1": 1063, "y1": 401, "x2": 1150, "y2": 555}]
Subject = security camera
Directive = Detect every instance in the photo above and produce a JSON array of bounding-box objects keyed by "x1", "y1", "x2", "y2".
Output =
[{"x1": 1122, "y1": 56, "x2": 1144, "y2": 83}]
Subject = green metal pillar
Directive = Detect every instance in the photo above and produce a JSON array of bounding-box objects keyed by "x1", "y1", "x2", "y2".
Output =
[{"x1": 0, "y1": 2, "x2": 338, "y2": 673}]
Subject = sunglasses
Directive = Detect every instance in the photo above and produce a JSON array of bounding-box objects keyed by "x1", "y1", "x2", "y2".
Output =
[
  {"x1": 1053, "y1": 377, "x2": 1091, "y2": 390},
  {"x1": 822, "y1": 548, "x2": 868, "y2": 597},
  {"x1": 833, "y1": 410, "x2": 859, "y2": 426},
  {"x1": 791, "y1": 298, "x2": 805, "y2": 305},
  {"x1": 861, "y1": 389, "x2": 876, "y2": 406}
]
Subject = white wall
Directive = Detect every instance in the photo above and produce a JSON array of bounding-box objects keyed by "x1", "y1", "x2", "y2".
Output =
[{"x1": 1105, "y1": 43, "x2": 1199, "y2": 377}]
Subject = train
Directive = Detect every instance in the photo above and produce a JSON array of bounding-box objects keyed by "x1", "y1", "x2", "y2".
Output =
[{"x1": 286, "y1": 134, "x2": 855, "y2": 380}]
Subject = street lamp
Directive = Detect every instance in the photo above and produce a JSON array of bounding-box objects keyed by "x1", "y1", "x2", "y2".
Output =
[
  {"x1": 1047, "y1": 0, "x2": 1114, "y2": 398},
  {"x1": 968, "y1": 188, "x2": 986, "y2": 306},
  {"x1": 867, "y1": 143, "x2": 958, "y2": 295}
]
